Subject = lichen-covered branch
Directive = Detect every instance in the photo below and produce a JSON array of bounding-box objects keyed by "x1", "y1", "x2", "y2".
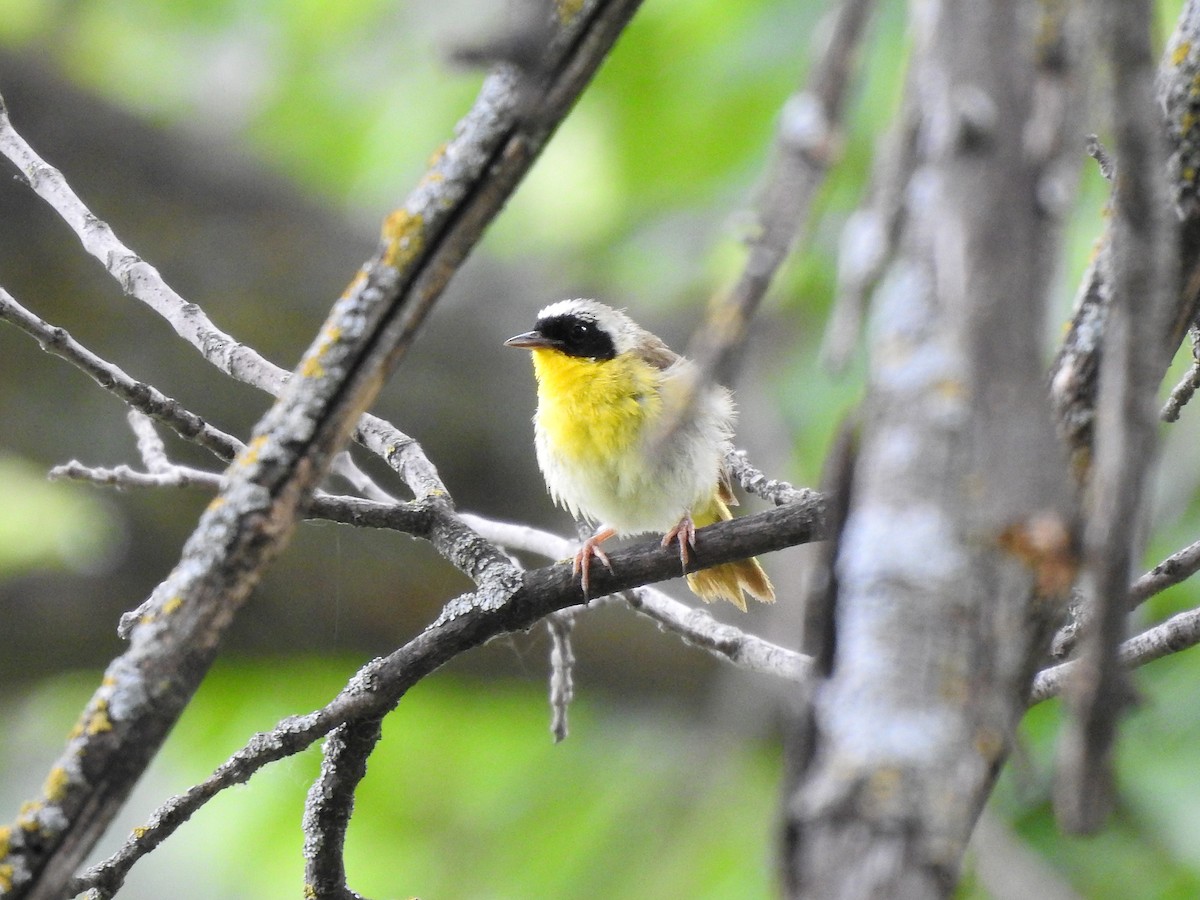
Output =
[
  {"x1": 1050, "y1": 0, "x2": 1200, "y2": 464},
  {"x1": 0, "y1": 0, "x2": 649, "y2": 894}
]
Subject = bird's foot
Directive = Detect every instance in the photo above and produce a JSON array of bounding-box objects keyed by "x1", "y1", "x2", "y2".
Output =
[
  {"x1": 573, "y1": 527, "x2": 616, "y2": 598},
  {"x1": 661, "y1": 515, "x2": 696, "y2": 573}
]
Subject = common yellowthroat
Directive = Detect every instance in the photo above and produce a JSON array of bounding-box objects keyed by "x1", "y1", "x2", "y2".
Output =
[{"x1": 505, "y1": 299, "x2": 775, "y2": 610}]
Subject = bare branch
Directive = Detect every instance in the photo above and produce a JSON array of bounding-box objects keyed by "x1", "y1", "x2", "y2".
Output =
[
  {"x1": 1055, "y1": 0, "x2": 1178, "y2": 834},
  {"x1": 1032, "y1": 602, "x2": 1200, "y2": 704},
  {"x1": 49, "y1": 459, "x2": 222, "y2": 491},
  {"x1": 459, "y1": 510, "x2": 815, "y2": 681},
  {"x1": 1160, "y1": 324, "x2": 1200, "y2": 421},
  {"x1": 648, "y1": 0, "x2": 876, "y2": 450},
  {"x1": 1129, "y1": 535, "x2": 1200, "y2": 607},
  {"x1": 0, "y1": 285, "x2": 243, "y2": 462},
  {"x1": 72, "y1": 498, "x2": 820, "y2": 898},
  {"x1": 547, "y1": 610, "x2": 578, "y2": 743}
]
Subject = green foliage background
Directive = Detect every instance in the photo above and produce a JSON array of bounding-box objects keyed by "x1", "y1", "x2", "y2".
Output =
[{"x1": 3, "y1": 0, "x2": 1200, "y2": 897}]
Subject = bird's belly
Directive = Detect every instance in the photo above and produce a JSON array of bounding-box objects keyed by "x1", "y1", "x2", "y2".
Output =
[{"x1": 535, "y1": 411, "x2": 715, "y2": 535}]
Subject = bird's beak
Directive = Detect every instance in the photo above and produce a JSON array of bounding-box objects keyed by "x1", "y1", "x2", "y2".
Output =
[{"x1": 504, "y1": 330, "x2": 558, "y2": 350}]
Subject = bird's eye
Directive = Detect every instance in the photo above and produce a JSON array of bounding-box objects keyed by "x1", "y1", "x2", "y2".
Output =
[{"x1": 571, "y1": 322, "x2": 591, "y2": 341}]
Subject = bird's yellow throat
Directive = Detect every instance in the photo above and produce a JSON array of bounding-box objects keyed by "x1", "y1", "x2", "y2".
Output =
[{"x1": 529, "y1": 348, "x2": 663, "y2": 465}]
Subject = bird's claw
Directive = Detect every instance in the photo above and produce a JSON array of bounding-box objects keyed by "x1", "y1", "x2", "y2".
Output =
[
  {"x1": 573, "y1": 528, "x2": 616, "y2": 598},
  {"x1": 661, "y1": 515, "x2": 696, "y2": 573}
]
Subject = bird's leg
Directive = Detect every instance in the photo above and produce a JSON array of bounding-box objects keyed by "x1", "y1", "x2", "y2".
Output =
[
  {"x1": 574, "y1": 526, "x2": 616, "y2": 598},
  {"x1": 661, "y1": 514, "x2": 696, "y2": 573}
]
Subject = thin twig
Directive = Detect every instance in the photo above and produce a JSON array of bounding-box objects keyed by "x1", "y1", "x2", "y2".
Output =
[
  {"x1": 1129, "y1": 535, "x2": 1200, "y2": 606},
  {"x1": 1052, "y1": 531, "x2": 1200, "y2": 660},
  {"x1": 1032, "y1": 602, "x2": 1200, "y2": 704},
  {"x1": 50, "y1": 460, "x2": 222, "y2": 491},
  {"x1": 0, "y1": 285, "x2": 243, "y2": 461},
  {"x1": 0, "y1": 94, "x2": 432, "y2": 503},
  {"x1": 647, "y1": 0, "x2": 876, "y2": 450},
  {"x1": 1160, "y1": 324, "x2": 1200, "y2": 421},
  {"x1": 723, "y1": 448, "x2": 824, "y2": 508},
  {"x1": 547, "y1": 610, "x2": 578, "y2": 743},
  {"x1": 1086, "y1": 134, "x2": 1115, "y2": 182}
]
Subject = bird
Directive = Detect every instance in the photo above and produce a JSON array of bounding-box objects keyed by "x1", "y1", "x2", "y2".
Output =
[{"x1": 504, "y1": 298, "x2": 775, "y2": 610}]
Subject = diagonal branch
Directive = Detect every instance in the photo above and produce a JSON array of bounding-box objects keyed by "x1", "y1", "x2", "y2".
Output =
[
  {"x1": 647, "y1": 0, "x2": 876, "y2": 450},
  {"x1": 0, "y1": 285, "x2": 243, "y2": 462},
  {"x1": 0, "y1": 1, "x2": 648, "y2": 895}
]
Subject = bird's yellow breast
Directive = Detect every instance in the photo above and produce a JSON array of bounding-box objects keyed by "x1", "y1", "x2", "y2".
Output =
[
  {"x1": 526, "y1": 346, "x2": 727, "y2": 534},
  {"x1": 530, "y1": 348, "x2": 662, "y2": 466}
]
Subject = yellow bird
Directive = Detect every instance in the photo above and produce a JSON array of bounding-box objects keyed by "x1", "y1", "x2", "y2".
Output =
[{"x1": 505, "y1": 299, "x2": 775, "y2": 610}]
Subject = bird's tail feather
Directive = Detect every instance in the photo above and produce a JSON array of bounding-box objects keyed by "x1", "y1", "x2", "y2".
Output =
[{"x1": 685, "y1": 496, "x2": 776, "y2": 611}]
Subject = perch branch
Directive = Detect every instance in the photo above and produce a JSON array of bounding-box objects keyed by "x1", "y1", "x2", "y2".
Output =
[{"x1": 71, "y1": 499, "x2": 822, "y2": 898}]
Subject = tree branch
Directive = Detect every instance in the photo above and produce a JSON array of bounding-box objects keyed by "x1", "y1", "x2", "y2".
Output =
[
  {"x1": 0, "y1": 0, "x2": 649, "y2": 894},
  {"x1": 1055, "y1": 0, "x2": 1180, "y2": 834},
  {"x1": 70, "y1": 498, "x2": 822, "y2": 898},
  {"x1": 1032, "y1": 602, "x2": 1200, "y2": 704},
  {"x1": 0, "y1": 286, "x2": 243, "y2": 462},
  {"x1": 647, "y1": 0, "x2": 876, "y2": 451}
]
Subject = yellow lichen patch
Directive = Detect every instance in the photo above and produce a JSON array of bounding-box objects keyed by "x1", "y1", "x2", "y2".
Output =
[
  {"x1": 381, "y1": 209, "x2": 425, "y2": 270},
  {"x1": 974, "y1": 726, "x2": 1004, "y2": 762},
  {"x1": 933, "y1": 377, "x2": 968, "y2": 402},
  {"x1": 865, "y1": 767, "x2": 903, "y2": 810},
  {"x1": 42, "y1": 767, "x2": 69, "y2": 804},
  {"x1": 0, "y1": 862, "x2": 13, "y2": 892},
  {"x1": 1174, "y1": 40, "x2": 1193, "y2": 67},
  {"x1": 300, "y1": 323, "x2": 343, "y2": 380},
  {"x1": 426, "y1": 142, "x2": 448, "y2": 168},
  {"x1": 0, "y1": 824, "x2": 11, "y2": 856},
  {"x1": 300, "y1": 355, "x2": 325, "y2": 379},
  {"x1": 86, "y1": 700, "x2": 113, "y2": 735},
  {"x1": 303, "y1": 883, "x2": 318, "y2": 899},
  {"x1": 133, "y1": 825, "x2": 149, "y2": 840},
  {"x1": 419, "y1": 169, "x2": 445, "y2": 190},
  {"x1": 555, "y1": 0, "x2": 585, "y2": 22},
  {"x1": 1182, "y1": 111, "x2": 1197, "y2": 137},
  {"x1": 340, "y1": 269, "x2": 367, "y2": 300},
  {"x1": 205, "y1": 495, "x2": 226, "y2": 513},
  {"x1": 17, "y1": 800, "x2": 42, "y2": 831},
  {"x1": 163, "y1": 595, "x2": 183, "y2": 615},
  {"x1": 238, "y1": 434, "x2": 269, "y2": 468}
]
